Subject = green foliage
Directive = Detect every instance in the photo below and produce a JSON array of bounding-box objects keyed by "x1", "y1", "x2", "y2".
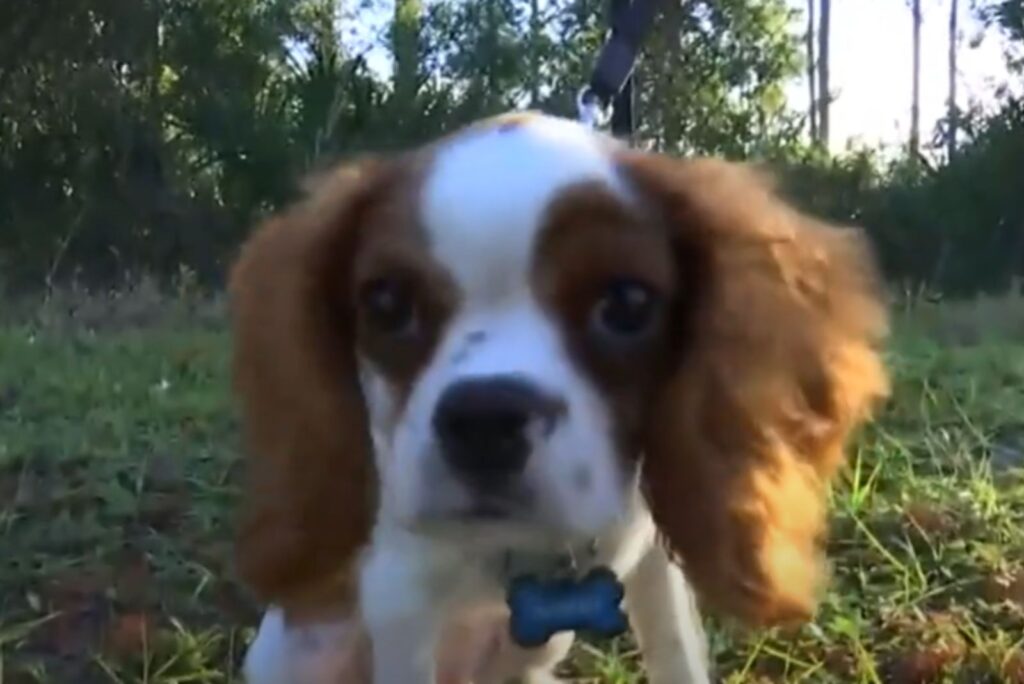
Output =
[
  {"x1": 637, "y1": 0, "x2": 805, "y2": 157},
  {"x1": 0, "y1": 0, "x2": 815, "y2": 291},
  {"x1": 774, "y1": 97, "x2": 1024, "y2": 294},
  {"x1": 975, "y1": 0, "x2": 1024, "y2": 68},
  {"x1": 0, "y1": 0, "x2": 378, "y2": 289},
  {"x1": 0, "y1": 0, "x2": 1022, "y2": 295}
]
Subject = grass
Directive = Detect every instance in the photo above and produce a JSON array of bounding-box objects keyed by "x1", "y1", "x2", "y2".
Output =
[{"x1": 1, "y1": 288, "x2": 1023, "y2": 683}]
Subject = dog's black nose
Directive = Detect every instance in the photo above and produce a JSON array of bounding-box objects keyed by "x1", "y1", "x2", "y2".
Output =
[{"x1": 433, "y1": 376, "x2": 565, "y2": 487}]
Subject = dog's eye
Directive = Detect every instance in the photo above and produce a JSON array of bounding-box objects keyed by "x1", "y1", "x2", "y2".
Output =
[
  {"x1": 590, "y1": 279, "x2": 661, "y2": 343},
  {"x1": 360, "y1": 277, "x2": 418, "y2": 336}
]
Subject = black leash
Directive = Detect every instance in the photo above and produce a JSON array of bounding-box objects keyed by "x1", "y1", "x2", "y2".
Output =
[{"x1": 577, "y1": 0, "x2": 661, "y2": 139}]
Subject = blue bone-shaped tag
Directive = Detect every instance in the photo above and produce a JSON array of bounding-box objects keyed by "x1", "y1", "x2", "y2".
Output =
[{"x1": 506, "y1": 567, "x2": 628, "y2": 648}]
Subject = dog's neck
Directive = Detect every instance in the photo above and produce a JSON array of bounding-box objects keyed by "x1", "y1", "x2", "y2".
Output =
[{"x1": 497, "y1": 538, "x2": 602, "y2": 583}]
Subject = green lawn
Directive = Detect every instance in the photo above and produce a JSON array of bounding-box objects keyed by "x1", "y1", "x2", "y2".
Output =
[{"x1": 1, "y1": 294, "x2": 1023, "y2": 683}]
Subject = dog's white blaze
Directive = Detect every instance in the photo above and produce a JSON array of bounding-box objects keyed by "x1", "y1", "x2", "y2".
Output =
[{"x1": 420, "y1": 115, "x2": 625, "y2": 303}]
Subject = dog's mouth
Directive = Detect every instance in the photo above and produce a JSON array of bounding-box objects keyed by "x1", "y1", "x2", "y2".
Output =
[
  {"x1": 454, "y1": 487, "x2": 537, "y2": 521},
  {"x1": 442, "y1": 477, "x2": 537, "y2": 519},
  {"x1": 462, "y1": 499, "x2": 516, "y2": 520},
  {"x1": 411, "y1": 487, "x2": 541, "y2": 535}
]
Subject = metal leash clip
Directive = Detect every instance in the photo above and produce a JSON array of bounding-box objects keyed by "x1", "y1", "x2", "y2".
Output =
[
  {"x1": 577, "y1": 0, "x2": 661, "y2": 139},
  {"x1": 576, "y1": 86, "x2": 612, "y2": 130}
]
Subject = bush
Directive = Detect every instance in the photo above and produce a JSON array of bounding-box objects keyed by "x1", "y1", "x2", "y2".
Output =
[{"x1": 772, "y1": 97, "x2": 1024, "y2": 296}]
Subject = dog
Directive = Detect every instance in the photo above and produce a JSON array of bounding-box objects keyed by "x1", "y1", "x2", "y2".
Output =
[{"x1": 227, "y1": 112, "x2": 890, "y2": 683}]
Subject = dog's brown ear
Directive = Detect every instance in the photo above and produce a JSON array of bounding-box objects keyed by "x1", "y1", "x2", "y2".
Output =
[
  {"x1": 228, "y1": 160, "x2": 394, "y2": 606},
  {"x1": 620, "y1": 152, "x2": 890, "y2": 626}
]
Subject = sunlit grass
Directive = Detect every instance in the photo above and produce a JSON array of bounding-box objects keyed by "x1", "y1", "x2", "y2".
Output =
[{"x1": 1, "y1": 288, "x2": 1022, "y2": 682}]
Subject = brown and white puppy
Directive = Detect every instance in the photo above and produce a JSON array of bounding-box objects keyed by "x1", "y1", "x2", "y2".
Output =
[{"x1": 228, "y1": 112, "x2": 890, "y2": 684}]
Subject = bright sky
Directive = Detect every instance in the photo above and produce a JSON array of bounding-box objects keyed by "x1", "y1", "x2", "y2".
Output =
[
  {"x1": 786, "y1": 0, "x2": 1015, "y2": 153},
  {"x1": 355, "y1": 0, "x2": 1017, "y2": 154}
]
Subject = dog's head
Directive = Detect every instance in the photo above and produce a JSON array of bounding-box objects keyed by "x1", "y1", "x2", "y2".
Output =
[{"x1": 228, "y1": 113, "x2": 889, "y2": 626}]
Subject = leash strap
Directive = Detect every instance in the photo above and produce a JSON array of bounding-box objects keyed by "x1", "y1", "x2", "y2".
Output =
[{"x1": 577, "y1": 0, "x2": 661, "y2": 138}]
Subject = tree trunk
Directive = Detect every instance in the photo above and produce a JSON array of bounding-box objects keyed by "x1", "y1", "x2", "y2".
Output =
[
  {"x1": 818, "y1": 0, "x2": 831, "y2": 148},
  {"x1": 910, "y1": 0, "x2": 922, "y2": 158},
  {"x1": 807, "y1": 0, "x2": 818, "y2": 142},
  {"x1": 947, "y1": 0, "x2": 959, "y2": 160},
  {"x1": 484, "y1": 0, "x2": 499, "y2": 110},
  {"x1": 528, "y1": 0, "x2": 540, "y2": 106},
  {"x1": 658, "y1": 0, "x2": 686, "y2": 150},
  {"x1": 392, "y1": 0, "x2": 422, "y2": 125}
]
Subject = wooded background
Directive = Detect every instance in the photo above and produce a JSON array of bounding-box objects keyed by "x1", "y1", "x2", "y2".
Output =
[{"x1": 1, "y1": 0, "x2": 1021, "y2": 295}]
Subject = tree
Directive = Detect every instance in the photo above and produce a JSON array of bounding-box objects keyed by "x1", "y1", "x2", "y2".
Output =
[
  {"x1": 528, "y1": 0, "x2": 541, "y2": 105},
  {"x1": 972, "y1": 0, "x2": 1024, "y2": 71},
  {"x1": 389, "y1": 0, "x2": 424, "y2": 144},
  {"x1": 0, "y1": 0, "x2": 826, "y2": 290},
  {"x1": 807, "y1": 0, "x2": 818, "y2": 142},
  {"x1": 0, "y1": 0, "x2": 382, "y2": 288},
  {"x1": 818, "y1": 0, "x2": 831, "y2": 147},
  {"x1": 910, "y1": 0, "x2": 922, "y2": 159},
  {"x1": 636, "y1": 0, "x2": 804, "y2": 156},
  {"x1": 948, "y1": 0, "x2": 959, "y2": 160}
]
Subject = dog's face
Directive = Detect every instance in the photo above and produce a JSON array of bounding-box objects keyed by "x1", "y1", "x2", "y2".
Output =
[
  {"x1": 229, "y1": 113, "x2": 889, "y2": 626},
  {"x1": 354, "y1": 116, "x2": 681, "y2": 541}
]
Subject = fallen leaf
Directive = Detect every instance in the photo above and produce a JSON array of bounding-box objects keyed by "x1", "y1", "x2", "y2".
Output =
[
  {"x1": 47, "y1": 568, "x2": 109, "y2": 603},
  {"x1": 982, "y1": 569, "x2": 1024, "y2": 609},
  {"x1": 904, "y1": 502, "x2": 958, "y2": 537},
  {"x1": 112, "y1": 550, "x2": 152, "y2": 608},
  {"x1": 887, "y1": 646, "x2": 960, "y2": 684},
  {"x1": 40, "y1": 595, "x2": 108, "y2": 657},
  {"x1": 103, "y1": 612, "x2": 151, "y2": 658},
  {"x1": 138, "y1": 490, "x2": 188, "y2": 531},
  {"x1": 1004, "y1": 650, "x2": 1024, "y2": 683},
  {"x1": 822, "y1": 646, "x2": 856, "y2": 677}
]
